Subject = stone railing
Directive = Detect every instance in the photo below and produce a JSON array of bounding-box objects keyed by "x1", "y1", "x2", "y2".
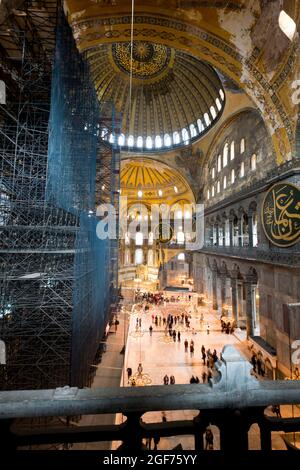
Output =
[{"x1": 1, "y1": 346, "x2": 300, "y2": 451}]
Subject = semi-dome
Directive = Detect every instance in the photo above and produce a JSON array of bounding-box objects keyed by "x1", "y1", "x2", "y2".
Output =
[
  {"x1": 87, "y1": 41, "x2": 225, "y2": 151},
  {"x1": 120, "y1": 159, "x2": 194, "y2": 203}
]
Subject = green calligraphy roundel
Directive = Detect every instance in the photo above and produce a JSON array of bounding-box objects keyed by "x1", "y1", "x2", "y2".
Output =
[{"x1": 261, "y1": 182, "x2": 300, "y2": 247}]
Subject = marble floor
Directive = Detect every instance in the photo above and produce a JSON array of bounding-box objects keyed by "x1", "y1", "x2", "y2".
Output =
[
  {"x1": 73, "y1": 297, "x2": 294, "y2": 451},
  {"x1": 112, "y1": 301, "x2": 262, "y2": 450}
]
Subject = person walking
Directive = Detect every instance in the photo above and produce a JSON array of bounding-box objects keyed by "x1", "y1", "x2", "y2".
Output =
[
  {"x1": 205, "y1": 428, "x2": 214, "y2": 450},
  {"x1": 177, "y1": 331, "x2": 181, "y2": 342},
  {"x1": 272, "y1": 404, "x2": 281, "y2": 418},
  {"x1": 163, "y1": 374, "x2": 169, "y2": 385},
  {"x1": 127, "y1": 367, "x2": 132, "y2": 382},
  {"x1": 149, "y1": 325, "x2": 153, "y2": 336},
  {"x1": 184, "y1": 339, "x2": 189, "y2": 353},
  {"x1": 153, "y1": 436, "x2": 160, "y2": 450},
  {"x1": 251, "y1": 353, "x2": 257, "y2": 372},
  {"x1": 190, "y1": 343, "x2": 194, "y2": 357},
  {"x1": 170, "y1": 375, "x2": 175, "y2": 384},
  {"x1": 207, "y1": 324, "x2": 210, "y2": 335}
]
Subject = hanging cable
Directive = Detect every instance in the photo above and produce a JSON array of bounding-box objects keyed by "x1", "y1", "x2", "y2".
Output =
[{"x1": 128, "y1": 0, "x2": 135, "y2": 142}]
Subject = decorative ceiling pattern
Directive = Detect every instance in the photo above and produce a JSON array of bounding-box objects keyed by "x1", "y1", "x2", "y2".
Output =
[
  {"x1": 87, "y1": 41, "x2": 224, "y2": 142},
  {"x1": 120, "y1": 159, "x2": 195, "y2": 203},
  {"x1": 65, "y1": 0, "x2": 300, "y2": 162}
]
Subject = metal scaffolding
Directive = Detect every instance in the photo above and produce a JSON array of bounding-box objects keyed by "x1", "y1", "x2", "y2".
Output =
[{"x1": 0, "y1": 3, "x2": 120, "y2": 390}]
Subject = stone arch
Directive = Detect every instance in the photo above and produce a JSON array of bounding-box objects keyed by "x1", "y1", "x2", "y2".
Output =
[{"x1": 67, "y1": 5, "x2": 295, "y2": 163}]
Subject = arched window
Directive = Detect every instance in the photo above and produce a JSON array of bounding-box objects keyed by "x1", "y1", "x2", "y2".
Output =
[
  {"x1": 252, "y1": 213, "x2": 258, "y2": 247},
  {"x1": 135, "y1": 248, "x2": 143, "y2": 265},
  {"x1": 231, "y1": 168, "x2": 235, "y2": 184},
  {"x1": 177, "y1": 230, "x2": 185, "y2": 245},
  {"x1": 219, "y1": 88, "x2": 225, "y2": 101},
  {"x1": 240, "y1": 161, "x2": 245, "y2": 178},
  {"x1": 223, "y1": 143, "x2": 228, "y2": 167},
  {"x1": 155, "y1": 135, "x2": 162, "y2": 148},
  {"x1": 204, "y1": 113, "x2": 211, "y2": 126},
  {"x1": 182, "y1": 127, "x2": 189, "y2": 143},
  {"x1": 217, "y1": 181, "x2": 220, "y2": 193},
  {"x1": 173, "y1": 131, "x2": 180, "y2": 144},
  {"x1": 240, "y1": 138, "x2": 245, "y2": 154},
  {"x1": 197, "y1": 118, "x2": 204, "y2": 133},
  {"x1": 190, "y1": 123, "x2": 197, "y2": 137},
  {"x1": 215, "y1": 97, "x2": 222, "y2": 111},
  {"x1": 207, "y1": 189, "x2": 210, "y2": 200},
  {"x1": 137, "y1": 136, "x2": 143, "y2": 148},
  {"x1": 223, "y1": 175, "x2": 227, "y2": 189},
  {"x1": 148, "y1": 249, "x2": 153, "y2": 266},
  {"x1": 212, "y1": 185, "x2": 215, "y2": 197},
  {"x1": 135, "y1": 231, "x2": 143, "y2": 246},
  {"x1": 251, "y1": 154, "x2": 257, "y2": 171},
  {"x1": 146, "y1": 136, "x2": 153, "y2": 149},
  {"x1": 125, "y1": 248, "x2": 130, "y2": 265},
  {"x1": 225, "y1": 220, "x2": 230, "y2": 246},
  {"x1": 210, "y1": 105, "x2": 217, "y2": 119},
  {"x1": 178, "y1": 252, "x2": 185, "y2": 261},
  {"x1": 176, "y1": 209, "x2": 183, "y2": 219},
  {"x1": 148, "y1": 232, "x2": 154, "y2": 245},
  {"x1": 230, "y1": 141, "x2": 235, "y2": 160},
  {"x1": 164, "y1": 133, "x2": 171, "y2": 146},
  {"x1": 118, "y1": 133, "x2": 125, "y2": 146},
  {"x1": 217, "y1": 155, "x2": 222, "y2": 172},
  {"x1": 212, "y1": 167, "x2": 215, "y2": 179},
  {"x1": 184, "y1": 209, "x2": 191, "y2": 219},
  {"x1": 279, "y1": 10, "x2": 296, "y2": 40},
  {"x1": 127, "y1": 135, "x2": 134, "y2": 147}
]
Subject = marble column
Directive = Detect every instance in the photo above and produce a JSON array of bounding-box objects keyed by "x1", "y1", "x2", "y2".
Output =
[
  {"x1": 216, "y1": 224, "x2": 220, "y2": 246},
  {"x1": 238, "y1": 217, "x2": 243, "y2": 247},
  {"x1": 231, "y1": 276, "x2": 238, "y2": 323},
  {"x1": 212, "y1": 269, "x2": 218, "y2": 311},
  {"x1": 245, "y1": 277, "x2": 255, "y2": 337},
  {"x1": 220, "y1": 274, "x2": 226, "y2": 315},
  {"x1": 229, "y1": 219, "x2": 233, "y2": 247}
]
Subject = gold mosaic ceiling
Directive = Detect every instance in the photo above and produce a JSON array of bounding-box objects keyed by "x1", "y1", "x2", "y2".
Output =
[
  {"x1": 87, "y1": 41, "x2": 224, "y2": 141},
  {"x1": 121, "y1": 160, "x2": 194, "y2": 203}
]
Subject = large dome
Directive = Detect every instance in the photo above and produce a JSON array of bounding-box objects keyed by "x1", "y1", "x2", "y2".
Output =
[{"x1": 87, "y1": 41, "x2": 225, "y2": 151}]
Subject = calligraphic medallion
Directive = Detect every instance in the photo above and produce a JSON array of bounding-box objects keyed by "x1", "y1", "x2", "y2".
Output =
[
  {"x1": 111, "y1": 42, "x2": 173, "y2": 82},
  {"x1": 261, "y1": 182, "x2": 300, "y2": 247},
  {"x1": 154, "y1": 222, "x2": 173, "y2": 244}
]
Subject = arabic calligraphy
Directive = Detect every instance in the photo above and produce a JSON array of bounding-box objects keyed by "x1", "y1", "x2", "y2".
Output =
[{"x1": 262, "y1": 183, "x2": 300, "y2": 247}]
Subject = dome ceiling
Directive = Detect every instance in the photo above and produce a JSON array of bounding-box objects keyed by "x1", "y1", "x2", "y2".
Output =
[
  {"x1": 120, "y1": 160, "x2": 194, "y2": 203},
  {"x1": 87, "y1": 41, "x2": 225, "y2": 150}
]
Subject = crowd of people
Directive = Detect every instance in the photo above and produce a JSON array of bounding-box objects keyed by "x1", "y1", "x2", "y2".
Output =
[
  {"x1": 220, "y1": 317, "x2": 236, "y2": 334},
  {"x1": 135, "y1": 290, "x2": 193, "y2": 305}
]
